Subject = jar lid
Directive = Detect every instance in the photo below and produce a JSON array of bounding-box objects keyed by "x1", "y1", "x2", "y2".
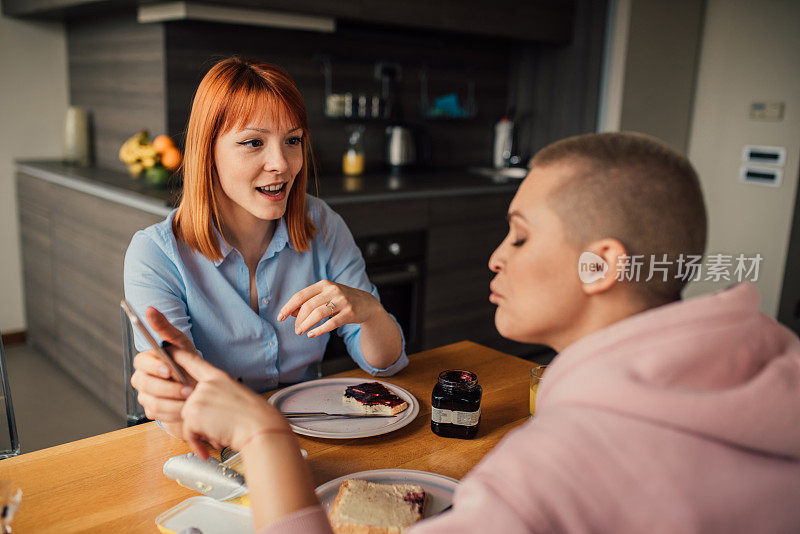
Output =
[{"x1": 437, "y1": 369, "x2": 478, "y2": 390}]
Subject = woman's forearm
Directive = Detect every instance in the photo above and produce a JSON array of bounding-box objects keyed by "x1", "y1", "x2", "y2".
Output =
[
  {"x1": 242, "y1": 432, "x2": 320, "y2": 530},
  {"x1": 359, "y1": 308, "x2": 403, "y2": 369}
]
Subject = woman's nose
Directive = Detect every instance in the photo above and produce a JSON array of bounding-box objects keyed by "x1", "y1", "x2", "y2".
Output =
[
  {"x1": 488, "y1": 242, "x2": 504, "y2": 273},
  {"x1": 263, "y1": 145, "x2": 290, "y2": 174}
]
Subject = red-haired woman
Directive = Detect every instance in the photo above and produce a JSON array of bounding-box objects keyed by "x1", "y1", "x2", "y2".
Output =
[{"x1": 124, "y1": 57, "x2": 406, "y2": 436}]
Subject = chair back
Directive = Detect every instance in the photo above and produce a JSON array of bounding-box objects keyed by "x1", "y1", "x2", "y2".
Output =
[
  {"x1": 121, "y1": 306, "x2": 148, "y2": 426},
  {"x1": 0, "y1": 334, "x2": 20, "y2": 458}
]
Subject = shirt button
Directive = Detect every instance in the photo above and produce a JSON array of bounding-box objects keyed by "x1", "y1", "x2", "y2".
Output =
[
  {"x1": 261, "y1": 297, "x2": 268, "y2": 305},
  {"x1": 268, "y1": 341, "x2": 275, "y2": 347}
]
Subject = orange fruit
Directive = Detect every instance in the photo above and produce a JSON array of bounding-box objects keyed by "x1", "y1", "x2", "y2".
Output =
[
  {"x1": 160, "y1": 146, "x2": 182, "y2": 170},
  {"x1": 153, "y1": 134, "x2": 175, "y2": 154}
]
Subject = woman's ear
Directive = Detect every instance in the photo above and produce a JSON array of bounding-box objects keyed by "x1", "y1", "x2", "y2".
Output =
[{"x1": 578, "y1": 238, "x2": 629, "y2": 296}]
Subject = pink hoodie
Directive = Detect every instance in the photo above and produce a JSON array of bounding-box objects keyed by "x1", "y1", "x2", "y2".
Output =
[{"x1": 262, "y1": 283, "x2": 800, "y2": 533}]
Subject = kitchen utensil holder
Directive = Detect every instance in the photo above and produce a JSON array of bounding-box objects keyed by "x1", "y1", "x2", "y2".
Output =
[{"x1": 319, "y1": 56, "x2": 391, "y2": 120}]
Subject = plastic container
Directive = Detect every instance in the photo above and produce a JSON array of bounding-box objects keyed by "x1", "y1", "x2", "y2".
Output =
[{"x1": 155, "y1": 496, "x2": 253, "y2": 534}]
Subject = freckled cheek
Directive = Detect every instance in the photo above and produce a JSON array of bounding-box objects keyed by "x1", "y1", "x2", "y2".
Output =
[
  {"x1": 290, "y1": 153, "x2": 304, "y2": 177},
  {"x1": 216, "y1": 156, "x2": 254, "y2": 189}
]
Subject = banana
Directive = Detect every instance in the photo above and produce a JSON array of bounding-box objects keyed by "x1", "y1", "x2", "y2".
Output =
[
  {"x1": 138, "y1": 145, "x2": 158, "y2": 159},
  {"x1": 127, "y1": 162, "x2": 144, "y2": 177},
  {"x1": 119, "y1": 130, "x2": 154, "y2": 166},
  {"x1": 119, "y1": 138, "x2": 139, "y2": 163}
]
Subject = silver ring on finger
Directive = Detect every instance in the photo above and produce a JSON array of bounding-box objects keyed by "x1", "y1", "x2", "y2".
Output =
[{"x1": 325, "y1": 301, "x2": 336, "y2": 315}]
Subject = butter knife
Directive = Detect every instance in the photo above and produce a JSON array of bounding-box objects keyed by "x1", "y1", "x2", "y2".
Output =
[{"x1": 283, "y1": 411, "x2": 398, "y2": 418}]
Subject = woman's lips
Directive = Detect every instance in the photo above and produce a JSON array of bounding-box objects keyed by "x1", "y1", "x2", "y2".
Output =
[
  {"x1": 489, "y1": 283, "x2": 503, "y2": 303},
  {"x1": 255, "y1": 183, "x2": 287, "y2": 202}
]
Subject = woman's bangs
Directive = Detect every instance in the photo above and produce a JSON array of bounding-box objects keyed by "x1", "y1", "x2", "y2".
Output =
[{"x1": 221, "y1": 84, "x2": 301, "y2": 135}]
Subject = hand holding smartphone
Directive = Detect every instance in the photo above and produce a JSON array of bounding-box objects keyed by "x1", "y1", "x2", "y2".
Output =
[{"x1": 121, "y1": 299, "x2": 189, "y2": 385}]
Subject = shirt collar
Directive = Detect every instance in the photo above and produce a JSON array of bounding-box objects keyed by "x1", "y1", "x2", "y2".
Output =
[
  {"x1": 212, "y1": 224, "x2": 234, "y2": 267},
  {"x1": 263, "y1": 217, "x2": 293, "y2": 260},
  {"x1": 211, "y1": 218, "x2": 293, "y2": 267}
]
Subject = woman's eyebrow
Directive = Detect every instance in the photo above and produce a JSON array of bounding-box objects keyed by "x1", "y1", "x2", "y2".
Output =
[{"x1": 506, "y1": 211, "x2": 530, "y2": 224}]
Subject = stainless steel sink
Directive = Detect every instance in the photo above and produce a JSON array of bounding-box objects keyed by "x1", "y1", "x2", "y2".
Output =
[{"x1": 469, "y1": 166, "x2": 529, "y2": 182}]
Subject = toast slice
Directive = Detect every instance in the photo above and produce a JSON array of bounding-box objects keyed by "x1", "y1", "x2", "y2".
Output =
[
  {"x1": 329, "y1": 479, "x2": 427, "y2": 534},
  {"x1": 343, "y1": 382, "x2": 408, "y2": 416}
]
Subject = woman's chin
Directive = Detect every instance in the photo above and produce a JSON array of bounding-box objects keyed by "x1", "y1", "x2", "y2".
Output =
[
  {"x1": 494, "y1": 310, "x2": 520, "y2": 342},
  {"x1": 247, "y1": 202, "x2": 287, "y2": 221},
  {"x1": 494, "y1": 309, "x2": 546, "y2": 345}
]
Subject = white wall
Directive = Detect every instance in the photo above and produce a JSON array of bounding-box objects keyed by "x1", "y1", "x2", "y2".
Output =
[
  {"x1": 0, "y1": 2, "x2": 69, "y2": 333},
  {"x1": 597, "y1": 0, "x2": 705, "y2": 153},
  {"x1": 683, "y1": 0, "x2": 800, "y2": 317}
]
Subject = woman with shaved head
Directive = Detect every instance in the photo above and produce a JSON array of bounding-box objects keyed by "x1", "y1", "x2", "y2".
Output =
[{"x1": 161, "y1": 132, "x2": 800, "y2": 533}]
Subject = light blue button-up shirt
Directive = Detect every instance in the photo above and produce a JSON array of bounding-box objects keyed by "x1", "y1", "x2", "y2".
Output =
[{"x1": 123, "y1": 196, "x2": 408, "y2": 392}]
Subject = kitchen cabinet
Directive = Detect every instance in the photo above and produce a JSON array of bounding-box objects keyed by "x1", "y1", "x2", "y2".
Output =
[
  {"x1": 442, "y1": 0, "x2": 574, "y2": 43},
  {"x1": 17, "y1": 171, "x2": 162, "y2": 417},
  {"x1": 2, "y1": 0, "x2": 574, "y2": 43},
  {"x1": 18, "y1": 177, "x2": 58, "y2": 361},
  {"x1": 1, "y1": 0, "x2": 136, "y2": 18}
]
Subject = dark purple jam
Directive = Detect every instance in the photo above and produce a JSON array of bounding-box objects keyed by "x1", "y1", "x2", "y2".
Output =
[
  {"x1": 403, "y1": 491, "x2": 426, "y2": 514},
  {"x1": 431, "y1": 370, "x2": 482, "y2": 439},
  {"x1": 345, "y1": 382, "x2": 405, "y2": 407}
]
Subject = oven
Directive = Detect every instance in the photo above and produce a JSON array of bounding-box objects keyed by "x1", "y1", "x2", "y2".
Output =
[{"x1": 319, "y1": 230, "x2": 426, "y2": 376}]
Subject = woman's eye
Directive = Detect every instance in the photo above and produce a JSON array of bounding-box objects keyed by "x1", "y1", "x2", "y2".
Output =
[
  {"x1": 237, "y1": 139, "x2": 263, "y2": 148},
  {"x1": 286, "y1": 136, "x2": 302, "y2": 146},
  {"x1": 512, "y1": 238, "x2": 526, "y2": 247}
]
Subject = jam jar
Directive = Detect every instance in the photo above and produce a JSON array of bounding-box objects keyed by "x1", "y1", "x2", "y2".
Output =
[{"x1": 431, "y1": 370, "x2": 482, "y2": 439}]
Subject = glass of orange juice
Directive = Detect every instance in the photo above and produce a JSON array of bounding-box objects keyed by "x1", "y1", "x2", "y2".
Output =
[{"x1": 529, "y1": 365, "x2": 547, "y2": 416}]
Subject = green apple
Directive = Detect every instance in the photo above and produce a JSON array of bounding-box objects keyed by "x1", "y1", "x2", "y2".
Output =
[{"x1": 144, "y1": 164, "x2": 171, "y2": 187}]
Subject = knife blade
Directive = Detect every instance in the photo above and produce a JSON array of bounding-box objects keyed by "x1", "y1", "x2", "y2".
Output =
[{"x1": 282, "y1": 411, "x2": 398, "y2": 418}]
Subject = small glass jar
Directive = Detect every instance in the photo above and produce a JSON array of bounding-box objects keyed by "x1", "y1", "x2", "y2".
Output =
[
  {"x1": 431, "y1": 370, "x2": 482, "y2": 439},
  {"x1": 342, "y1": 124, "x2": 365, "y2": 176}
]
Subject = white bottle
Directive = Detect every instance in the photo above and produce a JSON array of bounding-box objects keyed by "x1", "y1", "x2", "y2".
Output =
[
  {"x1": 63, "y1": 106, "x2": 91, "y2": 166},
  {"x1": 493, "y1": 117, "x2": 514, "y2": 168}
]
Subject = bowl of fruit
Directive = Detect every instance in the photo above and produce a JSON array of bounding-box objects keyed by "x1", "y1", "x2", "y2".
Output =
[{"x1": 118, "y1": 130, "x2": 182, "y2": 188}]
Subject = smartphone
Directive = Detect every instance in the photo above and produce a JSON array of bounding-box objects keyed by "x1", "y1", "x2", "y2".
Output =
[{"x1": 120, "y1": 299, "x2": 189, "y2": 385}]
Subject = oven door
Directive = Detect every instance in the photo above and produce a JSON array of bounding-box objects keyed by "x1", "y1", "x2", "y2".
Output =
[{"x1": 319, "y1": 260, "x2": 424, "y2": 376}]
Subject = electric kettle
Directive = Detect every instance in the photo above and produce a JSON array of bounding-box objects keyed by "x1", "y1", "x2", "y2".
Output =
[{"x1": 385, "y1": 126, "x2": 416, "y2": 167}]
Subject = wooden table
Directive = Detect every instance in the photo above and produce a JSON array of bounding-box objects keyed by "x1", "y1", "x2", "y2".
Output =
[{"x1": 0, "y1": 341, "x2": 533, "y2": 533}]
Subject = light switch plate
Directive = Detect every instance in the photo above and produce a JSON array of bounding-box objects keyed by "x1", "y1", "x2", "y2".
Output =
[{"x1": 749, "y1": 101, "x2": 785, "y2": 120}]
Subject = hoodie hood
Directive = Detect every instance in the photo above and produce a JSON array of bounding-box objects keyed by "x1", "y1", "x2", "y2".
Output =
[{"x1": 538, "y1": 283, "x2": 800, "y2": 459}]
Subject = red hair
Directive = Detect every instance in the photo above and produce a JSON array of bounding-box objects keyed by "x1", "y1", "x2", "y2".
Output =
[{"x1": 174, "y1": 57, "x2": 317, "y2": 261}]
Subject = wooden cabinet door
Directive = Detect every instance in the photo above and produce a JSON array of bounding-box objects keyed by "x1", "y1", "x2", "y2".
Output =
[{"x1": 17, "y1": 173, "x2": 163, "y2": 416}]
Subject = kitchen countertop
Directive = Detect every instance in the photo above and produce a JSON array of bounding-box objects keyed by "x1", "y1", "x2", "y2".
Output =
[{"x1": 16, "y1": 160, "x2": 521, "y2": 217}]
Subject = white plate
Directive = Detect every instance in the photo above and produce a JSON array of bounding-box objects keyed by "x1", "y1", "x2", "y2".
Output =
[
  {"x1": 316, "y1": 469, "x2": 458, "y2": 518},
  {"x1": 268, "y1": 378, "x2": 419, "y2": 439}
]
